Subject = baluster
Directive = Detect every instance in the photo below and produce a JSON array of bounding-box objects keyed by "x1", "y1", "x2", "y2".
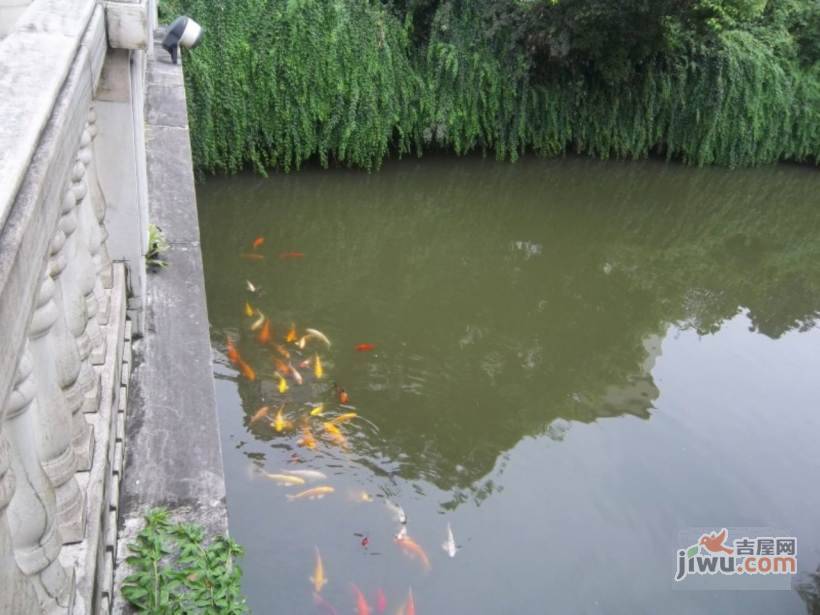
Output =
[
  {"x1": 77, "y1": 125, "x2": 110, "y2": 331},
  {"x1": 4, "y1": 349, "x2": 74, "y2": 611},
  {"x1": 28, "y1": 272, "x2": 86, "y2": 544},
  {"x1": 84, "y1": 106, "x2": 113, "y2": 291},
  {"x1": 69, "y1": 156, "x2": 107, "y2": 366},
  {"x1": 0, "y1": 423, "x2": 41, "y2": 613},
  {"x1": 48, "y1": 228, "x2": 95, "y2": 470},
  {"x1": 59, "y1": 175, "x2": 101, "y2": 416}
]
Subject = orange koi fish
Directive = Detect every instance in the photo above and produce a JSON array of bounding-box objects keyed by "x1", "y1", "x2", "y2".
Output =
[
  {"x1": 298, "y1": 427, "x2": 318, "y2": 449},
  {"x1": 249, "y1": 405, "x2": 270, "y2": 425},
  {"x1": 273, "y1": 406, "x2": 291, "y2": 433},
  {"x1": 273, "y1": 344, "x2": 290, "y2": 359},
  {"x1": 277, "y1": 373, "x2": 289, "y2": 394},
  {"x1": 376, "y1": 588, "x2": 387, "y2": 614},
  {"x1": 257, "y1": 319, "x2": 272, "y2": 344},
  {"x1": 240, "y1": 253, "x2": 264, "y2": 261},
  {"x1": 274, "y1": 359, "x2": 291, "y2": 376},
  {"x1": 286, "y1": 323, "x2": 298, "y2": 343},
  {"x1": 252, "y1": 236, "x2": 265, "y2": 250},
  {"x1": 403, "y1": 589, "x2": 415, "y2": 615},
  {"x1": 244, "y1": 302, "x2": 254, "y2": 317},
  {"x1": 279, "y1": 251, "x2": 305, "y2": 259},
  {"x1": 314, "y1": 355, "x2": 324, "y2": 379},
  {"x1": 238, "y1": 359, "x2": 256, "y2": 381},
  {"x1": 356, "y1": 343, "x2": 376, "y2": 352},
  {"x1": 352, "y1": 584, "x2": 371, "y2": 615},
  {"x1": 331, "y1": 412, "x2": 357, "y2": 424},
  {"x1": 286, "y1": 486, "x2": 334, "y2": 501},
  {"x1": 337, "y1": 388, "x2": 349, "y2": 404},
  {"x1": 311, "y1": 547, "x2": 328, "y2": 593},
  {"x1": 395, "y1": 534, "x2": 431, "y2": 571},
  {"x1": 226, "y1": 337, "x2": 240, "y2": 366}
]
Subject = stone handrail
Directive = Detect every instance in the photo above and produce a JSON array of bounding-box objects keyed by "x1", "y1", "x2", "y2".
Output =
[{"x1": 0, "y1": 0, "x2": 155, "y2": 612}]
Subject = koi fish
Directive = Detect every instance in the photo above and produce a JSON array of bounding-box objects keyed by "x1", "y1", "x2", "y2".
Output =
[
  {"x1": 376, "y1": 588, "x2": 387, "y2": 614},
  {"x1": 311, "y1": 547, "x2": 327, "y2": 593},
  {"x1": 299, "y1": 357, "x2": 312, "y2": 369},
  {"x1": 249, "y1": 405, "x2": 270, "y2": 425},
  {"x1": 404, "y1": 589, "x2": 415, "y2": 615},
  {"x1": 274, "y1": 359, "x2": 291, "y2": 375},
  {"x1": 251, "y1": 310, "x2": 266, "y2": 331},
  {"x1": 309, "y1": 404, "x2": 325, "y2": 417},
  {"x1": 286, "y1": 486, "x2": 334, "y2": 501},
  {"x1": 442, "y1": 522, "x2": 457, "y2": 558},
  {"x1": 273, "y1": 406, "x2": 291, "y2": 432},
  {"x1": 246, "y1": 280, "x2": 258, "y2": 293},
  {"x1": 322, "y1": 422, "x2": 347, "y2": 448},
  {"x1": 395, "y1": 534, "x2": 431, "y2": 571},
  {"x1": 238, "y1": 359, "x2": 256, "y2": 381},
  {"x1": 305, "y1": 328, "x2": 332, "y2": 347},
  {"x1": 356, "y1": 343, "x2": 376, "y2": 352},
  {"x1": 314, "y1": 355, "x2": 324, "y2": 379},
  {"x1": 279, "y1": 252, "x2": 305, "y2": 259},
  {"x1": 299, "y1": 427, "x2": 318, "y2": 449},
  {"x1": 244, "y1": 302, "x2": 254, "y2": 317},
  {"x1": 290, "y1": 364, "x2": 304, "y2": 385},
  {"x1": 349, "y1": 489, "x2": 373, "y2": 503},
  {"x1": 278, "y1": 374, "x2": 289, "y2": 394},
  {"x1": 337, "y1": 388, "x2": 349, "y2": 404},
  {"x1": 352, "y1": 584, "x2": 372, "y2": 615},
  {"x1": 260, "y1": 471, "x2": 304, "y2": 486},
  {"x1": 274, "y1": 343, "x2": 291, "y2": 359},
  {"x1": 257, "y1": 319, "x2": 271, "y2": 344},
  {"x1": 385, "y1": 500, "x2": 407, "y2": 525},
  {"x1": 284, "y1": 469, "x2": 327, "y2": 482},
  {"x1": 226, "y1": 337, "x2": 240, "y2": 365},
  {"x1": 331, "y1": 412, "x2": 357, "y2": 424},
  {"x1": 252, "y1": 236, "x2": 265, "y2": 250},
  {"x1": 240, "y1": 253, "x2": 264, "y2": 261},
  {"x1": 313, "y1": 592, "x2": 338, "y2": 615},
  {"x1": 286, "y1": 323, "x2": 298, "y2": 343},
  {"x1": 296, "y1": 335, "x2": 308, "y2": 350}
]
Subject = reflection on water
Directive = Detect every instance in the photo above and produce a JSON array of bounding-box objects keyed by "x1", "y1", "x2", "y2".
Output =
[{"x1": 198, "y1": 157, "x2": 820, "y2": 614}]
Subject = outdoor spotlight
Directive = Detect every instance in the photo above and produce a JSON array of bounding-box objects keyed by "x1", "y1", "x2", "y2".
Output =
[{"x1": 161, "y1": 16, "x2": 203, "y2": 64}]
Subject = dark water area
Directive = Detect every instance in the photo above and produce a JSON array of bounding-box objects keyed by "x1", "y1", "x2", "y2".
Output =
[{"x1": 197, "y1": 156, "x2": 820, "y2": 614}]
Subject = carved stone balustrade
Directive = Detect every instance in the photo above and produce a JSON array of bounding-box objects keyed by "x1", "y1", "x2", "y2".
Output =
[{"x1": 0, "y1": 0, "x2": 155, "y2": 612}]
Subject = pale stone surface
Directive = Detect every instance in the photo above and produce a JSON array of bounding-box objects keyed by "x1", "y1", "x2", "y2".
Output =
[
  {"x1": 104, "y1": 0, "x2": 148, "y2": 51},
  {"x1": 113, "y1": 35, "x2": 228, "y2": 614}
]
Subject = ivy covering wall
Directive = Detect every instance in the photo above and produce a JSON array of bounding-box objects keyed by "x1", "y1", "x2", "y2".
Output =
[{"x1": 162, "y1": 0, "x2": 820, "y2": 173}]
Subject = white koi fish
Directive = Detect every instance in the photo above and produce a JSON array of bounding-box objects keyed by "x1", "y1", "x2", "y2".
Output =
[{"x1": 442, "y1": 522, "x2": 457, "y2": 558}]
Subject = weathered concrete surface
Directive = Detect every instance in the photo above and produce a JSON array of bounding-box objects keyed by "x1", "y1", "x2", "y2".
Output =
[{"x1": 113, "y1": 33, "x2": 227, "y2": 613}]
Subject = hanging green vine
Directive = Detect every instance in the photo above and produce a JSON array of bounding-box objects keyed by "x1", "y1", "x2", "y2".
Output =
[{"x1": 161, "y1": 0, "x2": 819, "y2": 173}]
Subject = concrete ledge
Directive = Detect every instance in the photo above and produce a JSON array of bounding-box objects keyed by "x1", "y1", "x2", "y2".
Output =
[{"x1": 112, "y1": 34, "x2": 227, "y2": 614}]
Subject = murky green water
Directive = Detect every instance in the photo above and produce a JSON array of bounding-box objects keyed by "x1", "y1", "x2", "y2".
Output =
[{"x1": 198, "y1": 157, "x2": 820, "y2": 614}]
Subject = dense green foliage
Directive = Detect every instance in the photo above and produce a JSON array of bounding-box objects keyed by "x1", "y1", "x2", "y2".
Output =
[
  {"x1": 163, "y1": 0, "x2": 819, "y2": 173},
  {"x1": 121, "y1": 509, "x2": 246, "y2": 613}
]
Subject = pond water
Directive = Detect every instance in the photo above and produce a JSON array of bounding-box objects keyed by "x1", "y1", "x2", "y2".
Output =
[{"x1": 198, "y1": 156, "x2": 820, "y2": 615}]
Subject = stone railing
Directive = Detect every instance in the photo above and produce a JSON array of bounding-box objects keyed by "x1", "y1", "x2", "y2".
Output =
[{"x1": 0, "y1": 0, "x2": 156, "y2": 612}]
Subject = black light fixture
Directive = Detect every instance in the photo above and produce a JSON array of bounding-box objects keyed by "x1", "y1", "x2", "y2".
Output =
[{"x1": 161, "y1": 16, "x2": 203, "y2": 64}]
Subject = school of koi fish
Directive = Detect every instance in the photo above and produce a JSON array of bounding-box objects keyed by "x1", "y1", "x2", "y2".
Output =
[{"x1": 224, "y1": 237, "x2": 459, "y2": 614}]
